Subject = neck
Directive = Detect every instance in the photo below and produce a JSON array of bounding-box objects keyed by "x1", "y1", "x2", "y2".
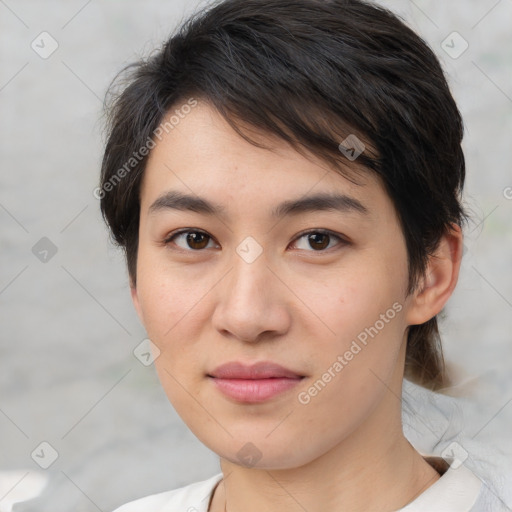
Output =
[{"x1": 216, "y1": 433, "x2": 439, "y2": 512}]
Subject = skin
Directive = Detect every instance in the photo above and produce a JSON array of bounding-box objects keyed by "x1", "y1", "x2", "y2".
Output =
[{"x1": 131, "y1": 100, "x2": 463, "y2": 512}]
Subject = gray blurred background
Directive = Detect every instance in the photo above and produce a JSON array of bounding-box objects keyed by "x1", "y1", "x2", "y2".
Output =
[{"x1": 0, "y1": 0, "x2": 511, "y2": 510}]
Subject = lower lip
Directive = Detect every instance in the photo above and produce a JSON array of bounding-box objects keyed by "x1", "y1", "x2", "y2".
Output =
[{"x1": 209, "y1": 377, "x2": 303, "y2": 403}]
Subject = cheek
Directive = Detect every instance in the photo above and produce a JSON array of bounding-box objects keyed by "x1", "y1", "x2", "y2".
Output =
[
  {"x1": 305, "y1": 261, "x2": 407, "y2": 400},
  {"x1": 134, "y1": 258, "x2": 216, "y2": 394},
  {"x1": 291, "y1": 270, "x2": 407, "y2": 448},
  {"x1": 135, "y1": 257, "x2": 209, "y2": 341},
  {"x1": 137, "y1": 273, "x2": 206, "y2": 407},
  {"x1": 327, "y1": 262, "x2": 406, "y2": 342}
]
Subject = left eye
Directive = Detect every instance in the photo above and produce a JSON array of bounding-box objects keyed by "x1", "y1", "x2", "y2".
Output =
[
  {"x1": 291, "y1": 230, "x2": 346, "y2": 251},
  {"x1": 163, "y1": 229, "x2": 346, "y2": 252}
]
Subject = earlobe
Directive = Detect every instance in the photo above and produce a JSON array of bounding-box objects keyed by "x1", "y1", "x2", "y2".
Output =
[{"x1": 405, "y1": 223, "x2": 463, "y2": 326}]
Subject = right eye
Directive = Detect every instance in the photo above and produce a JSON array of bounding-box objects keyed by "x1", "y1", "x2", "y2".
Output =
[{"x1": 163, "y1": 229, "x2": 219, "y2": 251}]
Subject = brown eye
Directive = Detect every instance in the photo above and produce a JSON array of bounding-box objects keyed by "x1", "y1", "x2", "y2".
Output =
[
  {"x1": 185, "y1": 232, "x2": 210, "y2": 250},
  {"x1": 164, "y1": 230, "x2": 215, "y2": 251},
  {"x1": 307, "y1": 232, "x2": 330, "y2": 250},
  {"x1": 292, "y1": 229, "x2": 346, "y2": 252}
]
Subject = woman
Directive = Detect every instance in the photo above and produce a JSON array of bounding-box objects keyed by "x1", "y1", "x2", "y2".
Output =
[{"x1": 100, "y1": 0, "x2": 495, "y2": 509}]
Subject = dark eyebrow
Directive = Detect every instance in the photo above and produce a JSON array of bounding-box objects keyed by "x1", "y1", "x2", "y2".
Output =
[
  {"x1": 271, "y1": 192, "x2": 369, "y2": 217},
  {"x1": 148, "y1": 190, "x2": 369, "y2": 218}
]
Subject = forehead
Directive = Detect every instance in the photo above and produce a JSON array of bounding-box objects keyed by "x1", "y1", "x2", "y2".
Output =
[{"x1": 141, "y1": 100, "x2": 391, "y2": 221}]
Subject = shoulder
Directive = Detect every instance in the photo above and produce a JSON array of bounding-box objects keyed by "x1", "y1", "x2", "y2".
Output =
[{"x1": 111, "y1": 473, "x2": 223, "y2": 512}]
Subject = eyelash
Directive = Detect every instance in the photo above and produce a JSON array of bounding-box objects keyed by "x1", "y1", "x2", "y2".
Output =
[{"x1": 162, "y1": 228, "x2": 349, "y2": 253}]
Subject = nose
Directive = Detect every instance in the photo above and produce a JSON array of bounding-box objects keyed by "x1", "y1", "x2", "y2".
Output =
[{"x1": 211, "y1": 247, "x2": 291, "y2": 343}]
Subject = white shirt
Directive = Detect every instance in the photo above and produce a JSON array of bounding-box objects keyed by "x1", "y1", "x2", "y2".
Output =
[{"x1": 111, "y1": 454, "x2": 489, "y2": 512}]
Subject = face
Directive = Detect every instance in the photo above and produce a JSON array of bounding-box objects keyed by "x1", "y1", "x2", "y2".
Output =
[{"x1": 132, "y1": 100, "x2": 415, "y2": 469}]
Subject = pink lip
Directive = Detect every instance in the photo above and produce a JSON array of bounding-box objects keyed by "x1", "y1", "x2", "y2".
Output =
[
  {"x1": 208, "y1": 361, "x2": 305, "y2": 403},
  {"x1": 209, "y1": 361, "x2": 303, "y2": 379}
]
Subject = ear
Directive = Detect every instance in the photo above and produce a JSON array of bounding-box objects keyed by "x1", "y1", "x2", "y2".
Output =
[
  {"x1": 405, "y1": 223, "x2": 463, "y2": 326},
  {"x1": 130, "y1": 279, "x2": 144, "y2": 324}
]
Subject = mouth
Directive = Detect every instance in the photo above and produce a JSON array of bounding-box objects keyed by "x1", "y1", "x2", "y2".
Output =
[{"x1": 207, "y1": 361, "x2": 305, "y2": 403}]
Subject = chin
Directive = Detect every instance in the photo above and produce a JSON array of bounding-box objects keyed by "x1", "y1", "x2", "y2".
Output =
[{"x1": 200, "y1": 430, "x2": 327, "y2": 471}]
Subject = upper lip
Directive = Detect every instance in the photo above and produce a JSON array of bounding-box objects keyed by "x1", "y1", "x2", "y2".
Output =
[{"x1": 208, "y1": 361, "x2": 304, "y2": 379}]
